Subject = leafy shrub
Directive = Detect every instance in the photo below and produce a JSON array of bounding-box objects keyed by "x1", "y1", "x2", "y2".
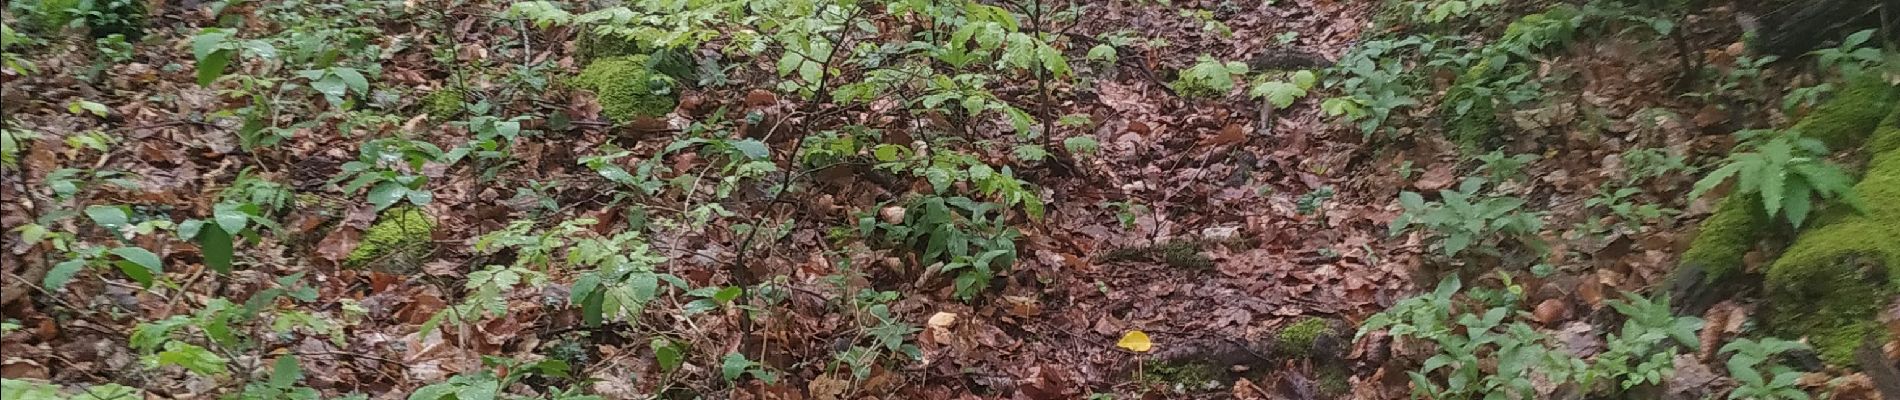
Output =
[
  {"x1": 1172, "y1": 55, "x2": 1248, "y2": 98},
  {"x1": 10, "y1": 0, "x2": 146, "y2": 39},
  {"x1": 1362, "y1": 277, "x2": 1708, "y2": 398},
  {"x1": 1690, "y1": 129, "x2": 1859, "y2": 228},
  {"x1": 1720, "y1": 338, "x2": 1811, "y2": 400},
  {"x1": 863, "y1": 196, "x2": 1020, "y2": 300},
  {"x1": 1390, "y1": 178, "x2": 1544, "y2": 257}
]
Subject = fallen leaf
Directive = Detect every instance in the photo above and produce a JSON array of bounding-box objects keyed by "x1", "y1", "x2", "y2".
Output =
[
  {"x1": 1532, "y1": 299, "x2": 1570, "y2": 324},
  {"x1": 1199, "y1": 123, "x2": 1246, "y2": 148},
  {"x1": 928, "y1": 312, "x2": 957, "y2": 329},
  {"x1": 1413, "y1": 163, "x2": 1456, "y2": 191},
  {"x1": 1117, "y1": 330, "x2": 1152, "y2": 353},
  {"x1": 808, "y1": 375, "x2": 847, "y2": 400}
]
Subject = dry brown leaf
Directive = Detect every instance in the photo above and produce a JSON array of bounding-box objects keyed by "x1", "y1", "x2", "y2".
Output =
[
  {"x1": 807, "y1": 374, "x2": 847, "y2": 400},
  {"x1": 1413, "y1": 163, "x2": 1456, "y2": 191}
]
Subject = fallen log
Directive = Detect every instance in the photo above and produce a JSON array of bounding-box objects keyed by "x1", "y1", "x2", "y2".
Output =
[
  {"x1": 1671, "y1": 77, "x2": 1899, "y2": 313},
  {"x1": 1763, "y1": 106, "x2": 1900, "y2": 365}
]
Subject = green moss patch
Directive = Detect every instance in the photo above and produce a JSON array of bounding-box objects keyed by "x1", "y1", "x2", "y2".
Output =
[
  {"x1": 1139, "y1": 361, "x2": 1222, "y2": 391},
  {"x1": 571, "y1": 55, "x2": 678, "y2": 123},
  {"x1": 1790, "y1": 76, "x2": 1898, "y2": 150},
  {"x1": 345, "y1": 206, "x2": 437, "y2": 272},
  {"x1": 1677, "y1": 193, "x2": 1772, "y2": 285},
  {"x1": 1764, "y1": 150, "x2": 1900, "y2": 365},
  {"x1": 1867, "y1": 106, "x2": 1900, "y2": 155},
  {"x1": 1275, "y1": 317, "x2": 1331, "y2": 357},
  {"x1": 423, "y1": 87, "x2": 466, "y2": 121}
]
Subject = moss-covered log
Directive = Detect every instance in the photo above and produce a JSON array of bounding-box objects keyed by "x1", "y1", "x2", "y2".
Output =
[
  {"x1": 1137, "y1": 317, "x2": 1352, "y2": 395},
  {"x1": 1791, "y1": 77, "x2": 1900, "y2": 150},
  {"x1": 1764, "y1": 108, "x2": 1900, "y2": 365},
  {"x1": 1672, "y1": 78, "x2": 1898, "y2": 311}
]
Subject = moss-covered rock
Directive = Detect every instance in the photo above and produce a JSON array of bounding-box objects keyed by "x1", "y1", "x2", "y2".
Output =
[
  {"x1": 1275, "y1": 317, "x2": 1331, "y2": 357},
  {"x1": 1764, "y1": 126, "x2": 1900, "y2": 365},
  {"x1": 1791, "y1": 76, "x2": 1898, "y2": 150},
  {"x1": 1443, "y1": 60, "x2": 1499, "y2": 152},
  {"x1": 423, "y1": 87, "x2": 466, "y2": 121},
  {"x1": 571, "y1": 55, "x2": 678, "y2": 123},
  {"x1": 345, "y1": 207, "x2": 436, "y2": 272},
  {"x1": 1676, "y1": 193, "x2": 1772, "y2": 285},
  {"x1": 1315, "y1": 365, "x2": 1350, "y2": 397}
]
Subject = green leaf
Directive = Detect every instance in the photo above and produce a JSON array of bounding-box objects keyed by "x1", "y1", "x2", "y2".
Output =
[
  {"x1": 311, "y1": 75, "x2": 348, "y2": 104},
  {"x1": 109, "y1": 247, "x2": 163, "y2": 287},
  {"x1": 197, "y1": 49, "x2": 232, "y2": 86},
  {"x1": 1063, "y1": 136, "x2": 1100, "y2": 155},
  {"x1": 456, "y1": 378, "x2": 499, "y2": 400},
  {"x1": 720, "y1": 353, "x2": 755, "y2": 382},
  {"x1": 1442, "y1": 232, "x2": 1472, "y2": 256},
  {"x1": 712, "y1": 286, "x2": 743, "y2": 304},
  {"x1": 731, "y1": 139, "x2": 770, "y2": 159},
  {"x1": 1290, "y1": 70, "x2": 1318, "y2": 90},
  {"x1": 154, "y1": 341, "x2": 227, "y2": 375},
  {"x1": 1086, "y1": 44, "x2": 1116, "y2": 61},
  {"x1": 1012, "y1": 145, "x2": 1048, "y2": 162},
  {"x1": 408, "y1": 383, "x2": 456, "y2": 400},
  {"x1": 85, "y1": 205, "x2": 130, "y2": 231},
  {"x1": 332, "y1": 68, "x2": 369, "y2": 95},
  {"x1": 42, "y1": 259, "x2": 86, "y2": 291},
  {"x1": 1688, "y1": 163, "x2": 1740, "y2": 199},
  {"x1": 201, "y1": 225, "x2": 234, "y2": 274},
  {"x1": 1760, "y1": 167, "x2": 1785, "y2": 217},
  {"x1": 213, "y1": 203, "x2": 250, "y2": 234},
  {"x1": 270, "y1": 355, "x2": 303, "y2": 388},
  {"x1": 652, "y1": 338, "x2": 684, "y2": 371},
  {"x1": 1251, "y1": 81, "x2": 1305, "y2": 108},
  {"x1": 68, "y1": 100, "x2": 109, "y2": 117},
  {"x1": 367, "y1": 182, "x2": 407, "y2": 211}
]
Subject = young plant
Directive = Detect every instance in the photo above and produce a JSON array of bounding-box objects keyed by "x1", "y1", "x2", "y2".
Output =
[
  {"x1": 335, "y1": 138, "x2": 444, "y2": 211},
  {"x1": 1172, "y1": 55, "x2": 1248, "y2": 98},
  {"x1": 863, "y1": 196, "x2": 1020, "y2": 300},
  {"x1": 1249, "y1": 70, "x2": 1317, "y2": 108},
  {"x1": 1359, "y1": 276, "x2": 1578, "y2": 399},
  {"x1": 1473, "y1": 151, "x2": 1537, "y2": 183},
  {"x1": 1585, "y1": 184, "x2": 1677, "y2": 229},
  {"x1": 1720, "y1": 338, "x2": 1810, "y2": 400},
  {"x1": 1581, "y1": 293, "x2": 1702, "y2": 391},
  {"x1": 1390, "y1": 177, "x2": 1545, "y2": 257},
  {"x1": 1690, "y1": 130, "x2": 1859, "y2": 228}
]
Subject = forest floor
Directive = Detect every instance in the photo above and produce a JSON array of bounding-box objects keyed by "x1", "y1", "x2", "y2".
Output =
[{"x1": 2, "y1": 0, "x2": 1897, "y2": 399}]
